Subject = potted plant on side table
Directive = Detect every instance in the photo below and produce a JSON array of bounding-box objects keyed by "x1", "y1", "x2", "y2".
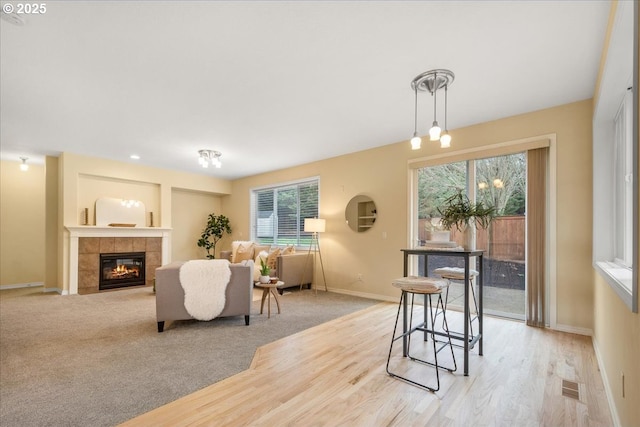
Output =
[
  {"x1": 437, "y1": 189, "x2": 496, "y2": 250},
  {"x1": 259, "y1": 259, "x2": 271, "y2": 284}
]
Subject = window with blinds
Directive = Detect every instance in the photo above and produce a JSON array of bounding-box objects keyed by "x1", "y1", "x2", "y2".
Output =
[{"x1": 251, "y1": 178, "x2": 319, "y2": 246}]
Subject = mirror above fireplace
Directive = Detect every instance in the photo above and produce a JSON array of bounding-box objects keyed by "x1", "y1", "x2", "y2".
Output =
[{"x1": 95, "y1": 197, "x2": 146, "y2": 227}]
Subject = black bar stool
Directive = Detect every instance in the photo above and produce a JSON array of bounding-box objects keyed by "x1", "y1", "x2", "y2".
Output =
[
  {"x1": 386, "y1": 276, "x2": 457, "y2": 392},
  {"x1": 434, "y1": 267, "x2": 479, "y2": 336}
]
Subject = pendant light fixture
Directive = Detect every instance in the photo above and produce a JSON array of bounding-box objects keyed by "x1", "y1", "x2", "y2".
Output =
[{"x1": 409, "y1": 69, "x2": 455, "y2": 149}]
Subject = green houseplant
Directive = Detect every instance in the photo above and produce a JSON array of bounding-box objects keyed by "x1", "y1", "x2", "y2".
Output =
[
  {"x1": 437, "y1": 189, "x2": 495, "y2": 249},
  {"x1": 259, "y1": 258, "x2": 271, "y2": 284},
  {"x1": 197, "y1": 213, "x2": 232, "y2": 259}
]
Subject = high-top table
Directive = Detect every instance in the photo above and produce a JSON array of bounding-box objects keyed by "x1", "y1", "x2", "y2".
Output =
[{"x1": 401, "y1": 248, "x2": 484, "y2": 376}]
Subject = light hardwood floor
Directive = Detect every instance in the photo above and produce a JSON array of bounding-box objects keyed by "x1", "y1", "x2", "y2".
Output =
[{"x1": 121, "y1": 302, "x2": 612, "y2": 426}]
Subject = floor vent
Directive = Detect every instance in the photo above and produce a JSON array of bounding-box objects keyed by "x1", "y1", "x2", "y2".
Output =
[{"x1": 562, "y1": 379, "x2": 580, "y2": 400}]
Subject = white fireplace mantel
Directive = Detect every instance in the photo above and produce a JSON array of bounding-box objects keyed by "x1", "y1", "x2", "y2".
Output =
[{"x1": 66, "y1": 226, "x2": 172, "y2": 295}]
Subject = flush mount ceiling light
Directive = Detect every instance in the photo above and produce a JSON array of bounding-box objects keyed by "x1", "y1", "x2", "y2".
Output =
[
  {"x1": 410, "y1": 69, "x2": 455, "y2": 149},
  {"x1": 19, "y1": 157, "x2": 29, "y2": 171},
  {"x1": 198, "y1": 149, "x2": 222, "y2": 169}
]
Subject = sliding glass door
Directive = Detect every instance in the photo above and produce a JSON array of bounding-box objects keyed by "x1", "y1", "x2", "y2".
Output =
[{"x1": 416, "y1": 153, "x2": 526, "y2": 319}]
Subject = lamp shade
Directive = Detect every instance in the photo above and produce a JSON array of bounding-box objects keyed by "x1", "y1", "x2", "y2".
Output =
[{"x1": 304, "y1": 218, "x2": 326, "y2": 233}]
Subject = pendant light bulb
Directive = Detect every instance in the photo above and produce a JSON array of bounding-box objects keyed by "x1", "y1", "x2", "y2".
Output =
[
  {"x1": 429, "y1": 122, "x2": 441, "y2": 141},
  {"x1": 410, "y1": 133, "x2": 422, "y2": 150},
  {"x1": 440, "y1": 132, "x2": 451, "y2": 148}
]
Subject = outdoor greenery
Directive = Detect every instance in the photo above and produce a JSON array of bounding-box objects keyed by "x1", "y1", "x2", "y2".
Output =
[
  {"x1": 418, "y1": 153, "x2": 526, "y2": 220},
  {"x1": 437, "y1": 189, "x2": 496, "y2": 231},
  {"x1": 255, "y1": 180, "x2": 318, "y2": 245},
  {"x1": 197, "y1": 213, "x2": 232, "y2": 259}
]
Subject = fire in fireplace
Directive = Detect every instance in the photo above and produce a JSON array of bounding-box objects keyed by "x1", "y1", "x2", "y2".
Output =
[{"x1": 99, "y1": 252, "x2": 146, "y2": 290}]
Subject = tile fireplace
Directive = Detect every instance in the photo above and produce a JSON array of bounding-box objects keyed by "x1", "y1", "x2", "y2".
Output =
[
  {"x1": 99, "y1": 252, "x2": 145, "y2": 290},
  {"x1": 67, "y1": 226, "x2": 171, "y2": 295}
]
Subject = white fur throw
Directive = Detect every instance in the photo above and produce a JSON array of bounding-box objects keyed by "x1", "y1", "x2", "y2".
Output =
[{"x1": 179, "y1": 260, "x2": 231, "y2": 321}]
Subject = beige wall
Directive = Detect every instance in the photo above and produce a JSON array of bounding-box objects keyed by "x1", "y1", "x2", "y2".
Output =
[
  {"x1": 171, "y1": 188, "x2": 223, "y2": 261},
  {"x1": 0, "y1": 160, "x2": 45, "y2": 286},
  {"x1": 45, "y1": 156, "x2": 59, "y2": 291},
  {"x1": 594, "y1": 275, "x2": 640, "y2": 426},
  {"x1": 77, "y1": 175, "x2": 160, "y2": 226},
  {"x1": 57, "y1": 152, "x2": 232, "y2": 292},
  {"x1": 59, "y1": 152, "x2": 231, "y2": 229},
  {"x1": 224, "y1": 100, "x2": 595, "y2": 329}
]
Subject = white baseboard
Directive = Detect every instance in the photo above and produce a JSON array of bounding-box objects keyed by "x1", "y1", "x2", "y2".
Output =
[
  {"x1": 43, "y1": 287, "x2": 63, "y2": 294},
  {"x1": 0, "y1": 282, "x2": 44, "y2": 291},
  {"x1": 552, "y1": 323, "x2": 593, "y2": 336},
  {"x1": 591, "y1": 336, "x2": 621, "y2": 427}
]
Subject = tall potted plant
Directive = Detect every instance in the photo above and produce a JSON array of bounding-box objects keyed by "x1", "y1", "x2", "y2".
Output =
[
  {"x1": 197, "y1": 213, "x2": 232, "y2": 259},
  {"x1": 437, "y1": 189, "x2": 495, "y2": 250}
]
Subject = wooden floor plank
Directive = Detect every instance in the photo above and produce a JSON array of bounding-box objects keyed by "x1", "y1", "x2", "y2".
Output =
[{"x1": 120, "y1": 302, "x2": 612, "y2": 426}]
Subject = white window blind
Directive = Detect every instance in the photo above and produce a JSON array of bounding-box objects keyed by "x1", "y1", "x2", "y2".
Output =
[{"x1": 251, "y1": 178, "x2": 319, "y2": 246}]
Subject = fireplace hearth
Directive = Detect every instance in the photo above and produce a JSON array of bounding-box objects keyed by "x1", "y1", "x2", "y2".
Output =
[{"x1": 99, "y1": 252, "x2": 146, "y2": 290}]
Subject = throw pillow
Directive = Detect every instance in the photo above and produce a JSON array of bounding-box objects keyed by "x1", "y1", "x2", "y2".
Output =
[
  {"x1": 235, "y1": 242, "x2": 255, "y2": 263},
  {"x1": 266, "y1": 248, "x2": 281, "y2": 270},
  {"x1": 231, "y1": 240, "x2": 253, "y2": 263}
]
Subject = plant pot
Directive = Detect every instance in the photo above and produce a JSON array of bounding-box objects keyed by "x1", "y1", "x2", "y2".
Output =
[
  {"x1": 259, "y1": 275, "x2": 270, "y2": 284},
  {"x1": 462, "y1": 223, "x2": 476, "y2": 250}
]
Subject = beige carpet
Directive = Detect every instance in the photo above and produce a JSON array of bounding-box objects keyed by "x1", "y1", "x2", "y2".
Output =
[{"x1": 0, "y1": 285, "x2": 378, "y2": 427}]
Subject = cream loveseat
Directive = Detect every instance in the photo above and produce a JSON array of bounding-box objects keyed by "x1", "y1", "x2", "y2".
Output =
[
  {"x1": 155, "y1": 260, "x2": 253, "y2": 332},
  {"x1": 220, "y1": 241, "x2": 314, "y2": 290}
]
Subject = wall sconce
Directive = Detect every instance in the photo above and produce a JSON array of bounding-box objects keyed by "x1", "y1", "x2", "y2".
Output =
[{"x1": 19, "y1": 157, "x2": 29, "y2": 171}]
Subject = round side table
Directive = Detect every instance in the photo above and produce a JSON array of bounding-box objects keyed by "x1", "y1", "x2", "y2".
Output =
[{"x1": 255, "y1": 281, "x2": 284, "y2": 318}]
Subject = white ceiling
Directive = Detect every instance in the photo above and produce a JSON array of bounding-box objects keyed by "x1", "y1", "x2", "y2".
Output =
[{"x1": 0, "y1": 1, "x2": 610, "y2": 180}]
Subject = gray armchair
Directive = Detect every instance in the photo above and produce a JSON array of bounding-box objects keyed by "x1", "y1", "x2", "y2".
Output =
[{"x1": 155, "y1": 260, "x2": 253, "y2": 332}]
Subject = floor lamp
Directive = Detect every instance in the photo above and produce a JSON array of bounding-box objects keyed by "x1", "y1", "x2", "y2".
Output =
[{"x1": 301, "y1": 218, "x2": 327, "y2": 293}]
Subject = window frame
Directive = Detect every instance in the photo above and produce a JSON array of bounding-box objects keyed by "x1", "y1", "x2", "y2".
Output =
[
  {"x1": 250, "y1": 176, "x2": 320, "y2": 247},
  {"x1": 592, "y1": 0, "x2": 638, "y2": 312},
  {"x1": 613, "y1": 89, "x2": 634, "y2": 268}
]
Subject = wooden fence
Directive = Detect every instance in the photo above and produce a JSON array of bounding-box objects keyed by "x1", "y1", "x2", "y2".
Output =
[{"x1": 418, "y1": 215, "x2": 525, "y2": 261}]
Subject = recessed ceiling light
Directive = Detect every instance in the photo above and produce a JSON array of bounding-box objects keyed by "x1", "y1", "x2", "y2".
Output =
[{"x1": 130, "y1": 154, "x2": 140, "y2": 160}]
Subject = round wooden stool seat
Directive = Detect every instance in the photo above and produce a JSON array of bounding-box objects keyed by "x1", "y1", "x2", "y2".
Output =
[
  {"x1": 392, "y1": 276, "x2": 448, "y2": 294},
  {"x1": 433, "y1": 267, "x2": 479, "y2": 280}
]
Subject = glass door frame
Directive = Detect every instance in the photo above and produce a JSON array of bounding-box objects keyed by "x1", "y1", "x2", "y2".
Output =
[{"x1": 407, "y1": 135, "x2": 556, "y2": 327}]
